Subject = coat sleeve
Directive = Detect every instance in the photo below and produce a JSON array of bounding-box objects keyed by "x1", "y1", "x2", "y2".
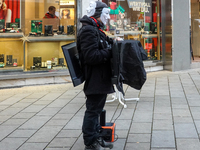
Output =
[{"x1": 79, "y1": 26, "x2": 111, "y2": 65}]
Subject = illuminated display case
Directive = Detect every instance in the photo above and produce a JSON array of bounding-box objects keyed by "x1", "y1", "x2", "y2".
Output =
[{"x1": 0, "y1": 0, "x2": 76, "y2": 72}]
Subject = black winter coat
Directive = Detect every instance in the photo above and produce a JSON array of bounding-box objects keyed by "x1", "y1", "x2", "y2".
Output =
[{"x1": 77, "y1": 15, "x2": 114, "y2": 95}]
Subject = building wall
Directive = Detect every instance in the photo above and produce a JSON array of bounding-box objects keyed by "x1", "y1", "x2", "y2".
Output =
[{"x1": 172, "y1": 0, "x2": 190, "y2": 71}]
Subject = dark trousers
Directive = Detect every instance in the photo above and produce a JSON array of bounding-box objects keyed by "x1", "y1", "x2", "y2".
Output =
[{"x1": 82, "y1": 94, "x2": 107, "y2": 146}]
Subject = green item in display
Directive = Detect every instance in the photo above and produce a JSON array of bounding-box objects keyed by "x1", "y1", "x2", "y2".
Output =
[
  {"x1": 0, "y1": 19, "x2": 5, "y2": 23},
  {"x1": 109, "y1": 5, "x2": 125, "y2": 15},
  {"x1": 145, "y1": 23, "x2": 150, "y2": 31},
  {"x1": 15, "y1": 18, "x2": 20, "y2": 23},
  {"x1": 109, "y1": 7, "x2": 119, "y2": 15},
  {"x1": 31, "y1": 20, "x2": 42, "y2": 33},
  {"x1": 0, "y1": 62, "x2": 5, "y2": 68},
  {"x1": 118, "y1": 5, "x2": 125, "y2": 13},
  {"x1": 10, "y1": 23, "x2": 18, "y2": 28}
]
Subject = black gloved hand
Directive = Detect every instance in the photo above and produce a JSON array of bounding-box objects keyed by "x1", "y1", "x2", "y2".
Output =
[
  {"x1": 106, "y1": 36, "x2": 113, "y2": 45},
  {"x1": 106, "y1": 41, "x2": 112, "y2": 50}
]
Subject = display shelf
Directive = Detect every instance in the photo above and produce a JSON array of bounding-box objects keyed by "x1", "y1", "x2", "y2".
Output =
[
  {"x1": 121, "y1": 31, "x2": 141, "y2": 35},
  {"x1": 142, "y1": 34, "x2": 158, "y2": 38},
  {"x1": 0, "y1": 66, "x2": 23, "y2": 72},
  {"x1": 0, "y1": 33, "x2": 24, "y2": 38},
  {"x1": 27, "y1": 35, "x2": 75, "y2": 42}
]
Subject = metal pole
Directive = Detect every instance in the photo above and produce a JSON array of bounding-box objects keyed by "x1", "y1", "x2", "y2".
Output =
[{"x1": 157, "y1": 0, "x2": 160, "y2": 60}]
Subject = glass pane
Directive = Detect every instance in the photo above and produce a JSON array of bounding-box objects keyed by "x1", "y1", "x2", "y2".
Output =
[
  {"x1": 0, "y1": 0, "x2": 23, "y2": 72},
  {"x1": 103, "y1": 0, "x2": 161, "y2": 61},
  {"x1": 22, "y1": 0, "x2": 76, "y2": 71}
]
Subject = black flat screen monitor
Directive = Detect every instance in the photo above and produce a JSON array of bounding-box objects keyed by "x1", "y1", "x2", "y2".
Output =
[{"x1": 61, "y1": 42, "x2": 84, "y2": 87}]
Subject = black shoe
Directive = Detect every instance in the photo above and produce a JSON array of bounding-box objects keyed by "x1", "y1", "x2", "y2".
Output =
[
  {"x1": 85, "y1": 141, "x2": 100, "y2": 150},
  {"x1": 97, "y1": 137, "x2": 113, "y2": 149}
]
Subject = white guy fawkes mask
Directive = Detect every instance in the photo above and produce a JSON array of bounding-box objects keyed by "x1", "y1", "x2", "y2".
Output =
[
  {"x1": 86, "y1": 1, "x2": 96, "y2": 17},
  {"x1": 100, "y1": 8, "x2": 110, "y2": 25}
]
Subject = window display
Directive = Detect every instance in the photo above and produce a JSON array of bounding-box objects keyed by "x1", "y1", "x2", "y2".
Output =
[
  {"x1": 0, "y1": 0, "x2": 20, "y2": 31},
  {"x1": 0, "y1": 0, "x2": 76, "y2": 73},
  {"x1": 103, "y1": 0, "x2": 161, "y2": 61}
]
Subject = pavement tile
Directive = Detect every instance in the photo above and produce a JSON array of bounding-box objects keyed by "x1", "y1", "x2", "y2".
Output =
[
  {"x1": 0, "y1": 125, "x2": 18, "y2": 140},
  {"x1": 40, "y1": 93, "x2": 64, "y2": 101},
  {"x1": 48, "y1": 137, "x2": 77, "y2": 148},
  {"x1": 172, "y1": 108, "x2": 191, "y2": 117},
  {"x1": 127, "y1": 133, "x2": 151, "y2": 143},
  {"x1": 151, "y1": 149, "x2": 176, "y2": 150},
  {"x1": 153, "y1": 119, "x2": 173, "y2": 130},
  {"x1": 0, "y1": 97, "x2": 23, "y2": 105},
  {"x1": 138, "y1": 97, "x2": 154, "y2": 102},
  {"x1": 0, "y1": 115, "x2": 12, "y2": 123},
  {"x1": 155, "y1": 100, "x2": 170, "y2": 107},
  {"x1": 0, "y1": 107, "x2": 23, "y2": 116},
  {"x1": 130, "y1": 123, "x2": 151, "y2": 134},
  {"x1": 56, "y1": 129, "x2": 82, "y2": 138},
  {"x1": 27, "y1": 126, "x2": 63, "y2": 143},
  {"x1": 12, "y1": 112, "x2": 36, "y2": 119},
  {"x1": 174, "y1": 123, "x2": 198, "y2": 138},
  {"x1": 173, "y1": 116, "x2": 193, "y2": 123},
  {"x1": 188, "y1": 99, "x2": 200, "y2": 106},
  {"x1": 190, "y1": 107, "x2": 200, "y2": 119},
  {"x1": 18, "y1": 142, "x2": 48, "y2": 150},
  {"x1": 133, "y1": 111, "x2": 153, "y2": 122},
  {"x1": 136, "y1": 102, "x2": 154, "y2": 111},
  {"x1": 59, "y1": 103, "x2": 84, "y2": 114},
  {"x1": 70, "y1": 135, "x2": 84, "y2": 150},
  {"x1": 69, "y1": 97, "x2": 86, "y2": 104},
  {"x1": 8, "y1": 129, "x2": 37, "y2": 138},
  {"x1": 19, "y1": 116, "x2": 51, "y2": 130},
  {"x1": 1, "y1": 118, "x2": 27, "y2": 126},
  {"x1": 19, "y1": 98, "x2": 39, "y2": 103},
  {"x1": 53, "y1": 113, "x2": 74, "y2": 120},
  {"x1": 64, "y1": 115, "x2": 83, "y2": 130},
  {"x1": 125, "y1": 142, "x2": 150, "y2": 150},
  {"x1": 11, "y1": 102, "x2": 32, "y2": 108},
  {"x1": 151, "y1": 131, "x2": 175, "y2": 148},
  {"x1": 45, "y1": 148, "x2": 70, "y2": 150},
  {"x1": 194, "y1": 120, "x2": 200, "y2": 134},
  {"x1": 112, "y1": 108, "x2": 135, "y2": 120},
  {"x1": 47, "y1": 99, "x2": 70, "y2": 108},
  {"x1": 36, "y1": 107, "x2": 61, "y2": 116},
  {"x1": 154, "y1": 107, "x2": 171, "y2": 114},
  {"x1": 153, "y1": 113, "x2": 172, "y2": 120},
  {"x1": 25, "y1": 92, "x2": 48, "y2": 99},
  {"x1": 45, "y1": 119, "x2": 68, "y2": 126},
  {"x1": 33, "y1": 100, "x2": 53, "y2": 105},
  {"x1": 115, "y1": 130, "x2": 129, "y2": 139},
  {"x1": 21, "y1": 105, "x2": 46, "y2": 113},
  {"x1": 0, "y1": 138, "x2": 27, "y2": 150},
  {"x1": 176, "y1": 139, "x2": 200, "y2": 150},
  {"x1": 114, "y1": 120, "x2": 132, "y2": 130}
]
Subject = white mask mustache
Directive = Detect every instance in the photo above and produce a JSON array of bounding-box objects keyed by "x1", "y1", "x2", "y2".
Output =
[
  {"x1": 86, "y1": 1, "x2": 96, "y2": 17},
  {"x1": 100, "y1": 8, "x2": 110, "y2": 25}
]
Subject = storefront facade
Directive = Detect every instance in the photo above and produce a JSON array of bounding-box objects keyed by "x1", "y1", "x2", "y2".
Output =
[
  {"x1": 191, "y1": 0, "x2": 200, "y2": 62},
  {"x1": 0, "y1": 0, "x2": 76, "y2": 73},
  {"x1": 80, "y1": 0, "x2": 191, "y2": 72},
  {"x1": 0, "y1": 0, "x2": 191, "y2": 87}
]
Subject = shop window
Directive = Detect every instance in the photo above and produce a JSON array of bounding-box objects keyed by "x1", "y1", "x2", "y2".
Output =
[
  {"x1": 0, "y1": 0, "x2": 76, "y2": 72},
  {"x1": 103, "y1": 0, "x2": 161, "y2": 61}
]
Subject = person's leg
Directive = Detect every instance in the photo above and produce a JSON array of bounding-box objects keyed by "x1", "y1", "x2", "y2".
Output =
[{"x1": 82, "y1": 94, "x2": 107, "y2": 146}]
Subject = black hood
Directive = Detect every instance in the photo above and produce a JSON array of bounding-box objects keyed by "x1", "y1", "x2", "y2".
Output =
[{"x1": 80, "y1": 15, "x2": 104, "y2": 29}]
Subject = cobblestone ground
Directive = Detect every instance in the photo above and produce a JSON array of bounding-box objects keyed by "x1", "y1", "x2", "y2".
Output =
[{"x1": 0, "y1": 68, "x2": 200, "y2": 150}]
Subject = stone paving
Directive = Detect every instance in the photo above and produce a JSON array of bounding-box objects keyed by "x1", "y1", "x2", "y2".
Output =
[{"x1": 0, "y1": 68, "x2": 200, "y2": 150}]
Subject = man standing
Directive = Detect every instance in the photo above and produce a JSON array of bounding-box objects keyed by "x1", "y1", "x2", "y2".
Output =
[
  {"x1": 43, "y1": 6, "x2": 58, "y2": 18},
  {"x1": 77, "y1": 1, "x2": 114, "y2": 150}
]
